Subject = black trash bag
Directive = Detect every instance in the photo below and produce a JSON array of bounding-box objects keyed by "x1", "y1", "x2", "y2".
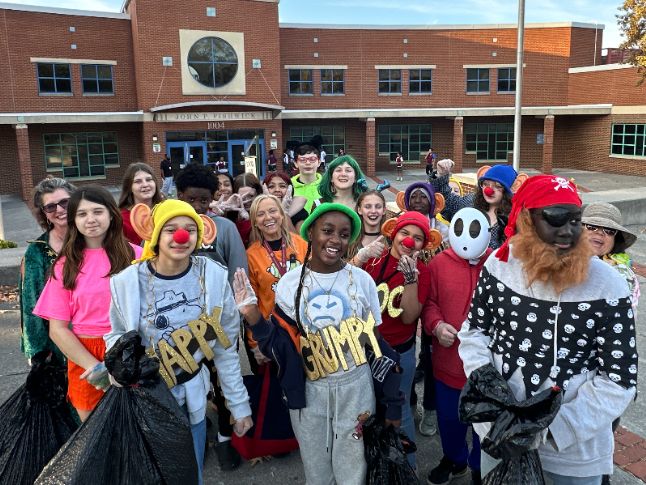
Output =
[
  {"x1": 459, "y1": 364, "x2": 562, "y2": 485},
  {"x1": 36, "y1": 331, "x2": 199, "y2": 485},
  {"x1": 362, "y1": 414, "x2": 417, "y2": 485},
  {"x1": 0, "y1": 351, "x2": 78, "y2": 485}
]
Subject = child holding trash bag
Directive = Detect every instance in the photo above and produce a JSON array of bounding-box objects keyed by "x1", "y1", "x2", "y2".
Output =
[
  {"x1": 33, "y1": 186, "x2": 141, "y2": 421},
  {"x1": 233, "y1": 203, "x2": 405, "y2": 485},
  {"x1": 105, "y1": 199, "x2": 252, "y2": 484}
]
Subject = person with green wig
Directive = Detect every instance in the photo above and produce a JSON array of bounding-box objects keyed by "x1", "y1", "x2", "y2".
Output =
[
  {"x1": 317, "y1": 155, "x2": 367, "y2": 210},
  {"x1": 232, "y1": 202, "x2": 405, "y2": 485}
]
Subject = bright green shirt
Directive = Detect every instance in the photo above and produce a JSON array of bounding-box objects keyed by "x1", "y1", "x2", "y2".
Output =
[{"x1": 291, "y1": 173, "x2": 322, "y2": 213}]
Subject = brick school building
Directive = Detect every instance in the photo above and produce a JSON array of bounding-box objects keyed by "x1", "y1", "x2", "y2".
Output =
[{"x1": 1, "y1": 0, "x2": 645, "y2": 198}]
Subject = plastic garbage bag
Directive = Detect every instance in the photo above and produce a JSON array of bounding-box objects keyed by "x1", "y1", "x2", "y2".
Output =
[
  {"x1": 0, "y1": 351, "x2": 77, "y2": 485},
  {"x1": 459, "y1": 364, "x2": 562, "y2": 485},
  {"x1": 36, "y1": 331, "x2": 198, "y2": 485},
  {"x1": 362, "y1": 414, "x2": 417, "y2": 485}
]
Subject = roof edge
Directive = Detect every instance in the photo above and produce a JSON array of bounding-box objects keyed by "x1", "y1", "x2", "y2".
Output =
[
  {"x1": 279, "y1": 21, "x2": 604, "y2": 31},
  {"x1": 0, "y1": 1, "x2": 129, "y2": 19}
]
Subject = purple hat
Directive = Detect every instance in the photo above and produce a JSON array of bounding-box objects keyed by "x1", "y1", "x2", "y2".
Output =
[{"x1": 404, "y1": 182, "x2": 436, "y2": 214}]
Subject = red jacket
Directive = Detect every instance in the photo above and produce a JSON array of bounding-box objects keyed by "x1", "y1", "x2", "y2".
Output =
[{"x1": 423, "y1": 247, "x2": 491, "y2": 389}]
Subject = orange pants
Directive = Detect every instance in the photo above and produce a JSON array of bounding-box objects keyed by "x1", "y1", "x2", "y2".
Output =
[{"x1": 67, "y1": 336, "x2": 106, "y2": 411}]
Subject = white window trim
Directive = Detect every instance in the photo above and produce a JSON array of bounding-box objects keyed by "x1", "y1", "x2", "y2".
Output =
[
  {"x1": 285, "y1": 65, "x2": 347, "y2": 70},
  {"x1": 376, "y1": 65, "x2": 436, "y2": 69},
  {"x1": 463, "y1": 63, "x2": 526, "y2": 69},
  {"x1": 31, "y1": 58, "x2": 117, "y2": 65}
]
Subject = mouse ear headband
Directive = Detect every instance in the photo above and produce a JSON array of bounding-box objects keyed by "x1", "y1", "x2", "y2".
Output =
[
  {"x1": 477, "y1": 165, "x2": 528, "y2": 194},
  {"x1": 381, "y1": 213, "x2": 443, "y2": 252},
  {"x1": 130, "y1": 201, "x2": 217, "y2": 261}
]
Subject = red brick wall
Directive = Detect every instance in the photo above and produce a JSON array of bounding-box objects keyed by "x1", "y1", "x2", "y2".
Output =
[
  {"x1": 126, "y1": 0, "x2": 281, "y2": 111},
  {"x1": 568, "y1": 27, "x2": 603, "y2": 68},
  {"x1": 568, "y1": 67, "x2": 646, "y2": 105},
  {"x1": 0, "y1": 126, "x2": 20, "y2": 195},
  {"x1": 0, "y1": 8, "x2": 137, "y2": 113},
  {"x1": 279, "y1": 25, "x2": 595, "y2": 111},
  {"x1": 555, "y1": 114, "x2": 646, "y2": 176}
]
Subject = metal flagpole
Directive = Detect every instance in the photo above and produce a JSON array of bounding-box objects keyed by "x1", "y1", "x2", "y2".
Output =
[{"x1": 512, "y1": 0, "x2": 526, "y2": 172}]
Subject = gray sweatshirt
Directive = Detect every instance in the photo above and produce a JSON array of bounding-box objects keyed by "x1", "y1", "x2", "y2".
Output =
[{"x1": 458, "y1": 249, "x2": 637, "y2": 477}]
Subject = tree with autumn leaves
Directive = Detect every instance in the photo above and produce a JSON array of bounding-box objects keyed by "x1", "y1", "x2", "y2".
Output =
[{"x1": 618, "y1": 0, "x2": 646, "y2": 82}]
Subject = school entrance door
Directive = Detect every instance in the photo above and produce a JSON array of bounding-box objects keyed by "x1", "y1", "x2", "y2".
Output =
[{"x1": 166, "y1": 141, "x2": 207, "y2": 173}]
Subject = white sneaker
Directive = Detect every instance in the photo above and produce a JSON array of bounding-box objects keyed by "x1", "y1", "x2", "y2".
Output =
[{"x1": 419, "y1": 410, "x2": 437, "y2": 436}]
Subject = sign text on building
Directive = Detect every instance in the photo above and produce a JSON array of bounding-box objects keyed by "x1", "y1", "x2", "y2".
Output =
[{"x1": 155, "y1": 111, "x2": 273, "y2": 122}]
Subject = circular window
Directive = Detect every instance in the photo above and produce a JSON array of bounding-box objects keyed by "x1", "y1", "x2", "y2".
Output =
[{"x1": 187, "y1": 37, "x2": 238, "y2": 88}]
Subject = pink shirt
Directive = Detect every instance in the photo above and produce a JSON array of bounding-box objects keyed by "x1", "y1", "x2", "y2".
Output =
[{"x1": 33, "y1": 244, "x2": 142, "y2": 337}]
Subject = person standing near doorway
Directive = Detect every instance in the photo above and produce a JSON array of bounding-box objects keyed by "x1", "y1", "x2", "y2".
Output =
[
  {"x1": 160, "y1": 154, "x2": 174, "y2": 196},
  {"x1": 425, "y1": 148, "x2": 437, "y2": 180},
  {"x1": 215, "y1": 155, "x2": 229, "y2": 174}
]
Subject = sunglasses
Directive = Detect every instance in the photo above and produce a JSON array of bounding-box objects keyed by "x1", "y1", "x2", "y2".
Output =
[
  {"x1": 583, "y1": 223, "x2": 617, "y2": 236},
  {"x1": 533, "y1": 207, "x2": 581, "y2": 227},
  {"x1": 42, "y1": 198, "x2": 70, "y2": 214}
]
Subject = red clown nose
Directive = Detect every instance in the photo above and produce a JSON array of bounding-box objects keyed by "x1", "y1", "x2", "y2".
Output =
[
  {"x1": 483, "y1": 186, "x2": 495, "y2": 197},
  {"x1": 402, "y1": 236, "x2": 415, "y2": 249},
  {"x1": 173, "y1": 228, "x2": 190, "y2": 244}
]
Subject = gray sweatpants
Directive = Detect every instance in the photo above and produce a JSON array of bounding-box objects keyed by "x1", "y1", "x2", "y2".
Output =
[{"x1": 290, "y1": 364, "x2": 376, "y2": 485}]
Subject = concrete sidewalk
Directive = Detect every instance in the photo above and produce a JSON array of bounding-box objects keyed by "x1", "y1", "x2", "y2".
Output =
[{"x1": 1, "y1": 168, "x2": 646, "y2": 285}]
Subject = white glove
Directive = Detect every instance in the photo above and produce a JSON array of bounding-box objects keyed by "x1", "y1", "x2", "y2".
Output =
[
  {"x1": 397, "y1": 253, "x2": 420, "y2": 285},
  {"x1": 209, "y1": 194, "x2": 228, "y2": 216},
  {"x1": 281, "y1": 185, "x2": 294, "y2": 213},
  {"x1": 355, "y1": 236, "x2": 386, "y2": 265},
  {"x1": 233, "y1": 268, "x2": 258, "y2": 309},
  {"x1": 436, "y1": 159, "x2": 455, "y2": 177}
]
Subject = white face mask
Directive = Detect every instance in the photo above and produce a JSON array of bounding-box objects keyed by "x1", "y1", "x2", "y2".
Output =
[{"x1": 449, "y1": 208, "x2": 491, "y2": 261}]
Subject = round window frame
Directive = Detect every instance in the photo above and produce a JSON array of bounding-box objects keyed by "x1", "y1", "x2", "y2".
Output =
[{"x1": 187, "y1": 36, "x2": 239, "y2": 89}]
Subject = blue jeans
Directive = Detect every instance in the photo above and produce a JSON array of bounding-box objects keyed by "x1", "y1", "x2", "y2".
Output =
[
  {"x1": 191, "y1": 419, "x2": 206, "y2": 485},
  {"x1": 398, "y1": 343, "x2": 417, "y2": 468},
  {"x1": 544, "y1": 471, "x2": 602, "y2": 485},
  {"x1": 435, "y1": 379, "x2": 480, "y2": 470}
]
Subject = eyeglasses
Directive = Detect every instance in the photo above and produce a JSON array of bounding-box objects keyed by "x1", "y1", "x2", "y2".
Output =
[
  {"x1": 583, "y1": 223, "x2": 617, "y2": 236},
  {"x1": 533, "y1": 206, "x2": 581, "y2": 227},
  {"x1": 298, "y1": 156, "x2": 319, "y2": 163},
  {"x1": 42, "y1": 198, "x2": 70, "y2": 214}
]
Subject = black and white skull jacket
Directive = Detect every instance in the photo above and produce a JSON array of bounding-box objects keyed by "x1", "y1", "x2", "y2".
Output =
[{"x1": 458, "y1": 248, "x2": 637, "y2": 477}]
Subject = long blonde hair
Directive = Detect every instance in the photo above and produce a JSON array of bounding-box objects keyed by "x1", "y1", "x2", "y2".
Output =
[{"x1": 249, "y1": 194, "x2": 294, "y2": 249}]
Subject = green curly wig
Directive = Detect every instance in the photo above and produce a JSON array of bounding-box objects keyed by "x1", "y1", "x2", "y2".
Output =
[{"x1": 317, "y1": 155, "x2": 366, "y2": 203}]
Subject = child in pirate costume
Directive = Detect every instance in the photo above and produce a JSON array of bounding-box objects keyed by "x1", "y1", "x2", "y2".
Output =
[
  {"x1": 105, "y1": 200, "x2": 252, "y2": 484},
  {"x1": 362, "y1": 210, "x2": 442, "y2": 469},
  {"x1": 458, "y1": 175, "x2": 638, "y2": 483},
  {"x1": 233, "y1": 203, "x2": 404, "y2": 485}
]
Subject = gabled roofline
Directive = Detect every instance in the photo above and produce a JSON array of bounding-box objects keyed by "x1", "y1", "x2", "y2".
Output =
[{"x1": 0, "y1": 1, "x2": 129, "y2": 19}]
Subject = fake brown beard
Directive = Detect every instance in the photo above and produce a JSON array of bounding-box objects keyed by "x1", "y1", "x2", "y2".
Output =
[{"x1": 511, "y1": 210, "x2": 593, "y2": 294}]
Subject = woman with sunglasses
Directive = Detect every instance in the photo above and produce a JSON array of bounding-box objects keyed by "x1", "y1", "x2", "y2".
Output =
[
  {"x1": 20, "y1": 177, "x2": 76, "y2": 363},
  {"x1": 432, "y1": 162, "x2": 519, "y2": 249},
  {"x1": 582, "y1": 202, "x2": 640, "y2": 309}
]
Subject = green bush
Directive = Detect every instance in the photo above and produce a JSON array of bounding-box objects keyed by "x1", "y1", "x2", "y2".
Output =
[{"x1": 0, "y1": 240, "x2": 17, "y2": 249}]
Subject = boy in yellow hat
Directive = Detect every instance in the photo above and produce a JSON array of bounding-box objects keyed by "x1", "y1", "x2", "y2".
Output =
[{"x1": 105, "y1": 199, "x2": 252, "y2": 484}]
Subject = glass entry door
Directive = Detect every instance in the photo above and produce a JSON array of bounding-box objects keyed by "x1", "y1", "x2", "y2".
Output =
[
  {"x1": 166, "y1": 141, "x2": 207, "y2": 172},
  {"x1": 228, "y1": 139, "x2": 265, "y2": 177}
]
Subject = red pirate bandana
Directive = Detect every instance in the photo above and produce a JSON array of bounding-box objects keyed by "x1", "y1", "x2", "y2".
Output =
[{"x1": 496, "y1": 174, "x2": 581, "y2": 262}]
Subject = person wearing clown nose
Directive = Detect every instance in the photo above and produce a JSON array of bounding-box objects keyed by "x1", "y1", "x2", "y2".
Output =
[
  {"x1": 423, "y1": 208, "x2": 492, "y2": 485},
  {"x1": 362, "y1": 210, "x2": 443, "y2": 469}
]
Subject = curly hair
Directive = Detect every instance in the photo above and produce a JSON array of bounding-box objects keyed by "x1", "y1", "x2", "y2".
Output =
[
  {"x1": 118, "y1": 162, "x2": 163, "y2": 210},
  {"x1": 175, "y1": 162, "x2": 218, "y2": 195},
  {"x1": 317, "y1": 155, "x2": 366, "y2": 202},
  {"x1": 474, "y1": 185, "x2": 513, "y2": 245},
  {"x1": 31, "y1": 177, "x2": 77, "y2": 231}
]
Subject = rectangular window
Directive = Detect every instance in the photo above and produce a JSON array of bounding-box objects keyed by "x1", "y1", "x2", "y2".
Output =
[
  {"x1": 37, "y1": 63, "x2": 72, "y2": 94},
  {"x1": 81, "y1": 64, "x2": 114, "y2": 94},
  {"x1": 409, "y1": 69, "x2": 432, "y2": 94},
  {"x1": 43, "y1": 132, "x2": 119, "y2": 178},
  {"x1": 611, "y1": 124, "x2": 646, "y2": 157},
  {"x1": 289, "y1": 125, "x2": 345, "y2": 163},
  {"x1": 378, "y1": 69, "x2": 401, "y2": 94},
  {"x1": 320, "y1": 69, "x2": 344, "y2": 95},
  {"x1": 377, "y1": 124, "x2": 432, "y2": 162},
  {"x1": 497, "y1": 67, "x2": 516, "y2": 93},
  {"x1": 465, "y1": 123, "x2": 513, "y2": 160},
  {"x1": 288, "y1": 69, "x2": 313, "y2": 95},
  {"x1": 466, "y1": 68, "x2": 490, "y2": 93}
]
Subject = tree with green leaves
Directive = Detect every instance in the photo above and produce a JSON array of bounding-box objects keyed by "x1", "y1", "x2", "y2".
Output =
[{"x1": 617, "y1": 0, "x2": 646, "y2": 83}]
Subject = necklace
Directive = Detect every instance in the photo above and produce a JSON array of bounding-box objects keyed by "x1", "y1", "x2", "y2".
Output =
[
  {"x1": 263, "y1": 238, "x2": 288, "y2": 276},
  {"x1": 364, "y1": 230, "x2": 381, "y2": 236},
  {"x1": 307, "y1": 263, "x2": 343, "y2": 306}
]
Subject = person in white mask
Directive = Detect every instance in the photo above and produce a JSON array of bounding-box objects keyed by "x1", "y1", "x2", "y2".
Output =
[{"x1": 423, "y1": 208, "x2": 492, "y2": 485}]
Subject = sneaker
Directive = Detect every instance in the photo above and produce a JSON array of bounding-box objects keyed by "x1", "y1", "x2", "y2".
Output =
[
  {"x1": 427, "y1": 456, "x2": 468, "y2": 485},
  {"x1": 419, "y1": 410, "x2": 437, "y2": 437},
  {"x1": 471, "y1": 469, "x2": 482, "y2": 485},
  {"x1": 215, "y1": 440, "x2": 241, "y2": 471}
]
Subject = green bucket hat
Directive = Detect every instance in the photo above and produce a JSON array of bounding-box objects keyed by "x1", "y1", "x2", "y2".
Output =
[{"x1": 300, "y1": 202, "x2": 362, "y2": 243}]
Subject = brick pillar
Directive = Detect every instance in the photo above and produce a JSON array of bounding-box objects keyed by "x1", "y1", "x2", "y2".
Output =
[
  {"x1": 542, "y1": 115, "x2": 555, "y2": 174},
  {"x1": 15, "y1": 124, "x2": 33, "y2": 201},
  {"x1": 452, "y1": 117, "x2": 464, "y2": 173},
  {"x1": 365, "y1": 117, "x2": 376, "y2": 176}
]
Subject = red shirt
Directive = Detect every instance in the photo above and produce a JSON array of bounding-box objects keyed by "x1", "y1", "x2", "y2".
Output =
[
  {"x1": 120, "y1": 208, "x2": 142, "y2": 245},
  {"x1": 363, "y1": 252, "x2": 430, "y2": 346}
]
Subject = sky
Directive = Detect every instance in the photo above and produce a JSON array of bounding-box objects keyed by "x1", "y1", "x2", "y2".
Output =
[{"x1": 1, "y1": 0, "x2": 626, "y2": 48}]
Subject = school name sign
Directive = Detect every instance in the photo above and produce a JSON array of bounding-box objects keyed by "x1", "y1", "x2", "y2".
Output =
[{"x1": 154, "y1": 111, "x2": 274, "y2": 122}]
